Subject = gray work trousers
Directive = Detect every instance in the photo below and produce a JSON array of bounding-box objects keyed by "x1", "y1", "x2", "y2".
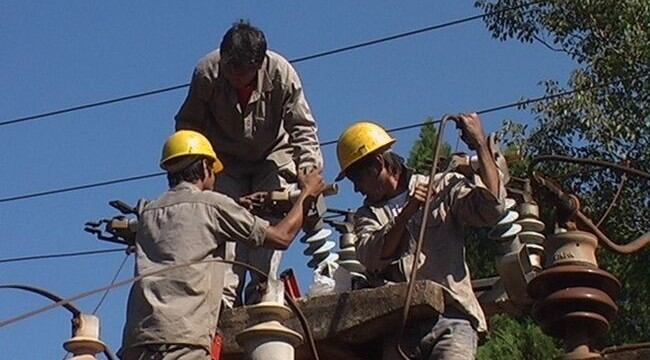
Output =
[
  {"x1": 416, "y1": 314, "x2": 478, "y2": 360},
  {"x1": 119, "y1": 344, "x2": 210, "y2": 360},
  {"x1": 216, "y1": 161, "x2": 294, "y2": 307}
]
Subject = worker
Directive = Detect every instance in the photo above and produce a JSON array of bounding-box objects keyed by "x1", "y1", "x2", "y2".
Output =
[
  {"x1": 119, "y1": 130, "x2": 325, "y2": 360},
  {"x1": 336, "y1": 114, "x2": 506, "y2": 359},
  {"x1": 175, "y1": 20, "x2": 323, "y2": 307}
]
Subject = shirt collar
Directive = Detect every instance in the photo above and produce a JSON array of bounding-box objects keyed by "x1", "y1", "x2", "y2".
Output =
[{"x1": 170, "y1": 181, "x2": 201, "y2": 193}]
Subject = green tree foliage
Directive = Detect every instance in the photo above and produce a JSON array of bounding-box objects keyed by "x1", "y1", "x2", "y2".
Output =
[
  {"x1": 475, "y1": 0, "x2": 650, "y2": 351},
  {"x1": 406, "y1": 117, "x2": 452, "y2": 174},
  {"x1": 478, "y1": 314, "x2": 563, "y2": 360}
]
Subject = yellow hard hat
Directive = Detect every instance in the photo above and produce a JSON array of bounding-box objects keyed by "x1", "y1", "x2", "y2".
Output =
[
  {"x1": 160, "y1": 130, "x2": 224, "y2": 174},
  {"x1": 336, "y1": 121, "x2": 396, "y2": 181}
]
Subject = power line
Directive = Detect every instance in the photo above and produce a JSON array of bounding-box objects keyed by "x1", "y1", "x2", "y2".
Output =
[
  {"x1": 0, "y1": 248, "x2": 127, "y2": 264},
  {"x1": 0, "y1": 72, "x2": 645, "y2": 205},
  {"x1": 0, "y1": 172, "x2": 162, "y2": 203},
  {"x1": 92, "y1": 253, "x2": 130, "y2": 314},
  {"x1": 0, "y1": 1, "x2": 542, "y2": 128}
]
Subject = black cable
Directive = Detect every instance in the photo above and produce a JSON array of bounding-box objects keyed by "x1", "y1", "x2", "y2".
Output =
[
  {"x1": 2, "y1": 72, "x2": 646, "y2": 205},
  {"x1": 0, "y1": 172, "x2": 162, "y2": 203},
  {"x1": 0, "y1": 1, "x2": 543, "y2": 128},
  {"x1": 0, "y1": 248, "x2": 126, "y2": 264},
  {"x1": 0, "y1": 285, "x2": 81, "y2": 316}
]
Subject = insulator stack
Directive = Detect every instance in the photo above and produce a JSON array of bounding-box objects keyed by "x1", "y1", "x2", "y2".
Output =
[
  {"x1": 516, "y1": 201, "x2": 546, "y2": 271},
  {"x1": 336, "y1": 229, "x2": 368, "y2": 288},
  {"x1": 301, "y1": 227, "x2": 339, "y2": 270},
  {"x1": 488, "y1": 198, "x2": 523, "y2": 253},
  {"x1": 529, "y1": 231, "x2": 621, "y2": 360}
]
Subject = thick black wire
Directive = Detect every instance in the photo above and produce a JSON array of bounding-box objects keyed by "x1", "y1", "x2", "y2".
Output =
[
  {"x1": 0, "y1": 172, "x2": 162, "y2": 203},
  {"x1": 1, "y1": 72, "x2": 646, "y2": 205},
  {"x1": 0, "y1": 248, "x2": 126, "y2": 264},
  {"x1": 0, "y1": 1, "x2": 544, "y2": 128}
]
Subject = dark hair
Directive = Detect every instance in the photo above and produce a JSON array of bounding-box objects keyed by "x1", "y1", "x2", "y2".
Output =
[
  {"x1": 381, "y1": 150, "x2": 405, "y2": 175},
  {"x1": 347, "y1": 149, "x2": 405, "y2": 180},
  {"x1": 166, "y1": 156, "x2": 209, "y2": 187},
  {"x1": 220, "y1": 20, "x2": 267, "y2": 67}
]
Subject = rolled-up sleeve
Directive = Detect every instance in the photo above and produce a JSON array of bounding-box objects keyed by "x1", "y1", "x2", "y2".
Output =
[
  {"x1": 281, "y1": 66, "x2": 323, "y2": 170},
  {"x1": 447, "y1": 172, "x2": 506, "y2": 227},
  {"x1": 354, "y1": 208, "x2": 397, "y2": 273},
  {"x1": 175, "y1": 68, "x2": 211, "y2": 133},
  {"x1": 213, "y1": 197, "x2": 270, "y2": 248}
]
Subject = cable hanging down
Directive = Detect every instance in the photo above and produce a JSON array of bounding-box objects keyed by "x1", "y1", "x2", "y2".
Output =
[
  {"x1": 0, "y1": 71, "x2": 646, "y2": 205},
  {"x1": 0, "y1": 0, "x2": 543, "y2": 128}
]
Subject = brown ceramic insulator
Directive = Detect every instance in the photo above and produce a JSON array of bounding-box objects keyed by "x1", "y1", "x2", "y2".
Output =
[
  {"x1": 528, "y1": 265, "x2": 621, "y2": 300},
  {"x1": 532, "y1": 287, "x2": 618, "y2": 339}
]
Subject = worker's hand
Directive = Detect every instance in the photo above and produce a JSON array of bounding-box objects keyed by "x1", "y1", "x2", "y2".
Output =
[
  {"x1": 455, "y1": 112, "x2": 487, "y2": 151},
  {"x1": 298, "y1": 167, "x2": 326, "y2": 197},
  {"x1": 410, "y1": 182, "x2": 431, "y2": 203},
  {"x1": 238, "y1": 192, "x2": 266, "y2": 210}
]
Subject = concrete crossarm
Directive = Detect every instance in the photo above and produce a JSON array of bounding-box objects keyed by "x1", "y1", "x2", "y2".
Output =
[{"x1": 218, "y1": 280, "x2": 445, "y2": 357}]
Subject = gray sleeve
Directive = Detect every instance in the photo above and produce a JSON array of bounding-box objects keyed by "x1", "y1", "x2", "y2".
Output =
[
  {"x1": 354, "y1": 208, "x2": 398, "y2": 273},
  {"x1": 175, "y1": 68, "x2": 211, "y2": 133},
  {"x1": 212, "y1": 196, "x2": 270, "y2": 248},
  {"x1": 446, "y1": 173, "x2": 506, "y2": 228},
  {"x1": 281, "y1": 65, "x2": 323, "y2": 170}
]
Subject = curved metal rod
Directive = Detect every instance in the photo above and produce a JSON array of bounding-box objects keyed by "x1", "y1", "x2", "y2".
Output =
[
  {"x1": 0, "y1": 284, "x2": 81, "y2": 316},
  {"x1": 532, "y1": 171, "x2": 650, "y2": 254},
  {"x1": 397, "y1": 114, "x2": 456, "y2": 360},
  {"x1": 576, "y1": 210, "x2": 650, "y2": 254},
  {"x1": 0, "y1": 259, "x2": 320, "y2": 360}
]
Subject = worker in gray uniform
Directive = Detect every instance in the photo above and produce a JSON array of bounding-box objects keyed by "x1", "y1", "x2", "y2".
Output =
[
  {"x1": 119, "y1": 130, "x2": 325, "y2": 360},
  {"x1": 335, "y1": 114, "x2": 506, "y2": 359},
  {"x1": 175, "y1": 20, "x2": 323, "y2": 307}
]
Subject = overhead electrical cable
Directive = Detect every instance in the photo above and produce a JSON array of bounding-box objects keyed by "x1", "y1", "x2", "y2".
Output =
[
  {"x1": 0, "y1": 0, "x2": 543, "y2": 128},
  {"x1": 0, "y1": 72, "x2": 645, "y2": 205},
  {"x1": 0, "y1": 248, "x2": 126, "y2": 264}
]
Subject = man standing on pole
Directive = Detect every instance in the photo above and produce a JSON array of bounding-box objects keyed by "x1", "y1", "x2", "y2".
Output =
[{"x1": 175, "y1": 21, "x2": 323, "y2": 307}]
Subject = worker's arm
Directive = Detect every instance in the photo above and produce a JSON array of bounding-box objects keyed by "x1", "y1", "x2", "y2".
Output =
[
  {"x1": 456, "y1": 113, "x2": 500, "y2": 198},
  {"x1": 379, "y1": 182, "x2": 429, "y2": 259},
  {"x1": 280, "y1": 60, "x2": 323, "y2": 171},
  {"x1": 175, "y1": 64, "x2": 212, "y2": 133},
  {"x1": 447, "y1": 113, "x2": 506, "y2": 227},
  {"x1": 263, "y1": 168, "x2": 326, "y2": 250}
]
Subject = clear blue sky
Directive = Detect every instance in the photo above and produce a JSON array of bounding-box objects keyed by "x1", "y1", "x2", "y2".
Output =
[{"x1": 0, "y1": 1, "x2": 574, "y2": 358}]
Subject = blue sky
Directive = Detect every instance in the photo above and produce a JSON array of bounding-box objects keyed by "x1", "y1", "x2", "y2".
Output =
[{"x1": 0, "y1": 1, "x2": 574, "y2": 358}]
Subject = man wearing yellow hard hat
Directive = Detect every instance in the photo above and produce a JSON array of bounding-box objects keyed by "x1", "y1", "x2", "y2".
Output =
[
  {"x1": 336, "y1": 114, "x2": 506, "y2": 359},
  {"x1": 119, "y1": 130, "x2": 325, "y2": 360}
]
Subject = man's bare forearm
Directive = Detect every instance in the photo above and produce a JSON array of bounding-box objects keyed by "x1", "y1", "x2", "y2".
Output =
[
  {"x1": 475, "y1": 139, "x2": 500, "y2": 198},
  {"x1": 380, "y1": 199, "x2": 420, "y2": 259},
  {"x1": 263, "y1": 192, "x2": 312, "y2": 250}
]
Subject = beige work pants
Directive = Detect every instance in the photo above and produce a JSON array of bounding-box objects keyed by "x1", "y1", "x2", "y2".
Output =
[{"x1": 216, "y1": 160, "x2": 295, "y2": 307}]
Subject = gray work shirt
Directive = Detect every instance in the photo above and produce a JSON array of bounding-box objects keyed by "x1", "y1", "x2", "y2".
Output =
[
  {"x1": 354, "y1": 171, "x2": 506, "y2": 333},
  {"x1": 175, "y1": 50, "x2": 323, "y2": 174},
  {"x1": 121, "y1": 182, "x2": 270, "y2": 351}
]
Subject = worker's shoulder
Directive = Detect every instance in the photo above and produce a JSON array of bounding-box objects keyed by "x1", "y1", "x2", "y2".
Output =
[
  {"x1": 186, "y1": 190, "x2": 239, "y2": 208},
  {"x1": 194, "y1": 49, "x2": 221, "y2": 75},
  {"x1": 266, "y1": 50, "x2": 300, "y2": 80},
  {"x1": 145, "y1": 188, "x2": 240, "y2": 211}
]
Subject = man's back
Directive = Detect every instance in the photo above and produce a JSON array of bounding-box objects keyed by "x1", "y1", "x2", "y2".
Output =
[{"x1": 122, "y1": 182, "x2": 269, "y2": 351}]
